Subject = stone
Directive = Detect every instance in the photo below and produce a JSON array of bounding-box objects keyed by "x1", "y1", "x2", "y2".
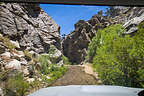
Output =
[
  {"x1": 0, "y1": 88, "x2": 4, "y2": 96},
  {"x1": 57, "y1": 60, "x2": 64, "y2": 66},
  {"x1": 12, "y1": 51, "x2": 25, "y2": 58},
  {"x1": 0, "y1": 45, "x2": 5, "y2": 54},
  {"x1": 26, "y1": 78, "x2": 35, "y2": 83},
  {"x1": 20, "y1": 58, "x2": 28, "y2": 65},
  {"x1": 1, "y1": 52, "x2": 11, "y2": 58},
  {"x1": 0, "y1": 34, "x2": 2, "y2": 37},
  {"x1": 47, "y1": 60, "x2": 52, "y2": 65},
  {"x1": 49, "y1": 49, "x2": 62, "y2": 59},
  {"x1": 29, "y1": 50, "x2": 38, "y2": 57},
  {"x1": 46, "y1": 76, "x2": 51, "y2": 79},
  {"x1": 38, "y1": 78, "x2": 42, "y2": 81},
  {"x1": 22, "y1": 67, "x2": 29, "y2": 76},
  {"x1": 6, "y1": 59, "x2": 21, "y2": 70},
  {"x1": 10, "y1": 40, "x2": 20, "y2": 48},
  {"x1": 49, "y1": 47, "x2": 62, "y2": 63},
  {"x1": 123, "y1": 14, "x2": 144, "y2": 34}
]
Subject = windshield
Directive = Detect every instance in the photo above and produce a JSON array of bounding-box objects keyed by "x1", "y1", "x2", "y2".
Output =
[{"x1": 0, "y1": 2, "x2": 144, "y2": 96}]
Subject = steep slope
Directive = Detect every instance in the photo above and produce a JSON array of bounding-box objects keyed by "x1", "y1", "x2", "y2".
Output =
[
  {"x1": 62, "y1": 7, "x2": 144, "y2": 64},
  {"x1": 0, "y1": 3, "x2": 64, "y2": 95}
]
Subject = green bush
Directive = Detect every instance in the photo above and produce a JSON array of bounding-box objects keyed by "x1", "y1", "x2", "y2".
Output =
[
  {"x1": 38, "y1": 45, "x2": 67, "y2": 84},
  {"x1": 90, "y1": 24, "x2": 144, "y2": 88},
  {"x1": 24, "y1": 50, "x2": 33, "y2": 61},
  {"x1": 61, "y1": 55, "x2": 71, "y2": 65},
  {"x1": 48, "y1": 45, "x2": 56, "y2": 54},
  {"x1": 86, "y1": 24, "x2": 124, "y2": 62},
  {"x1": 38, "y1": 54, "x2": 50, "y2": 75},
  {"x1": 5, "y1": 72, "x2": 29, "y2": 96},
  {"x1": 0, "y1": 36, "x2": 16, "y2": 50}
]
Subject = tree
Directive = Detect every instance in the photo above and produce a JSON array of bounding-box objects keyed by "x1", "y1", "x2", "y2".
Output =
[{"x1": 90, "y1": 23, "x2": 144, "y2": 88}]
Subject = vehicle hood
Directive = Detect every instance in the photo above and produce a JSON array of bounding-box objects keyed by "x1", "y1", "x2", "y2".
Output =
[{"x1": 28, "y1": 85, "x2": 144, "y2": 96}]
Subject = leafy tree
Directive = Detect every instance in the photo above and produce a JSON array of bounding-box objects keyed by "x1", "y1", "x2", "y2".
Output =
[
  {"x1": 132, "y1": 22, "x2": 144, "y2": 87},
  {"x1": 90, "y1": 23, "x2": 144, "y2": 88},
  {"x1": 86, "y1": 24, "x2": 124, "y2": 63}
]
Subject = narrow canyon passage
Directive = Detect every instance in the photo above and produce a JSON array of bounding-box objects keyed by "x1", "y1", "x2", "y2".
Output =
[{"x1": 50, "y1": 64, "x2": 102, "y2": 86}]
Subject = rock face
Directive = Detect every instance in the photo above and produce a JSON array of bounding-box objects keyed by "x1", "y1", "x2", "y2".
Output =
[
  {"x1": 0, "y1": 3, "x2": 64, "y2": 93},
  {"x1": 62, "y1": 7, "x2": 144, "y2": 64},
  {"x1": 123, "y1": 8, "x2": 144, "y2": 34},
  {"x1": 0, "y1": 3, "x2": 61, "y2": 53}
]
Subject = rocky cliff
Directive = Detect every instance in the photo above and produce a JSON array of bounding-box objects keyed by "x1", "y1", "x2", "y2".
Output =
[
  {"x1": 62, "y1": 7, "x2": 144, "y2": 64},
  {"x1": 0, "y1": 3, "x2": 61, "y2": 53},
  {"x1": 0, "y1": 3, "x2": 63, "y2": 95}
]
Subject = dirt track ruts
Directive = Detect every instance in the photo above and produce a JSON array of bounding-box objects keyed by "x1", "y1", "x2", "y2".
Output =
[{"x1": 50, "y1": 64, "x2": 102, "y2": 86}]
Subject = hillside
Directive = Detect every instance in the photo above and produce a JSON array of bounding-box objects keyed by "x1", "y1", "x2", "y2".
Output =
[{"x1": 0, "y1": 3, "x2": 65, "y2": 96}]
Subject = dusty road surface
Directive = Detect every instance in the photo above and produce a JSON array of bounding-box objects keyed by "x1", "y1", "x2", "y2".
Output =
[{"x1": 50, "y1": 64, "x2": 102, "y2": 86}]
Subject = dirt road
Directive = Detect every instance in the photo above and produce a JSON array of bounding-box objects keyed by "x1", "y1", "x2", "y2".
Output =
[{"x1": 50, "y1": 64, "x2": 102, "y2": 86}]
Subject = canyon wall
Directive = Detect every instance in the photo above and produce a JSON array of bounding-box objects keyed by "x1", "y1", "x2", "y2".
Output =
[{"x1": 62, "y1": 7, "x2": 144, "y2": 64}]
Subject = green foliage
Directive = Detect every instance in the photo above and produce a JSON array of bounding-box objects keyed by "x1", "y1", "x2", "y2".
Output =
[
  {"x1": 38, "y1": 45, "x2": 67, "y2": 83},
  {"x1": 132, "y1": 22, "x2": 144, "y2": 87},
  {"x1": 61, "y1": 55, "x2": 71, "y2": 65},
  {"x1": 38, "y1": 54, "x2": 51, "y2": 75},
  {"x1": 90, "y1": 23, "x2": 144, "y2": 88},
  {"x1": 48, "y1": 45, "x2": 56, "y2": 54},
  {"x1": 24, "y1": 50, "x2": 33, "y2": 61},
  {"x1": 5, "y1": 72, "x2": 29, "y2": 96},
  {"x1": 42, "y1": 65, "x2": 67, "y2": 84},
  {"x1": 86, "y1": 24, "x2": 124, "y2": 62}
]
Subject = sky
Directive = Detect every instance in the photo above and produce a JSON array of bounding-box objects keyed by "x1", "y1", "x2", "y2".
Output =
[{"x1": 40, "y1": 4, "x2": 108, "y2": 36}]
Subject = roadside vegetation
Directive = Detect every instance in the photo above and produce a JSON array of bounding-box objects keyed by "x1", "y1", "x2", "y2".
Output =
[
  {"x1": 86, "y1": 23, "x2": 144, "y2": 88},
  {"x1": 0, "y1": 43, "x2": 69, "y2": 95}
]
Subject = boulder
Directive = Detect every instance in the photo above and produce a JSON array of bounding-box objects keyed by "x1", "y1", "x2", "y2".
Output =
[
  {"x1": 49, "y1": 46, "x2": 62, "y2": 63},
  {"x1": 29, "y1": 50, "x2": 38, "y2": 57},
  {"x1": 57, "y1": 60, "x2": 64, "y2": 66},
  {"x1": 0, "y1": 45, "x2": 5, "y2": 54},
  {"x1": 46, "y1": 76, "x2": 51, "y2": 79},
  {"x1": 20, "y1": 58, "x2": 28, "y2": 65},
  {"x1": 10, "y1": 40, "x2": 20, "y2": 48},
  {"x1": 49, "y1": 49, "x2": 62, "y2": 59},
  {"x1": 12, "y1": 51, "x2": 25, "y2": 58},
  {"x1": 123, "y1": 14, "x2": 144, "y2": 34},
  {"x1": 6, "y1": 59, "x2": 21, "y2": 70},
  {"x1": 0, "y1": 88, "x2": 4, "y2": 96},
  {"x1": 22, "y1": 67, "x2": 29, "y2": 76},
  {"x1": 1, "y1": 52, "x2": 11, "y2": 58}
]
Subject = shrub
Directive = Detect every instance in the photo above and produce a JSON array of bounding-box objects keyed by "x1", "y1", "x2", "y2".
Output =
[
  {"x1": 61, "y1": 55, "x2": 71, "y2": 65},
  {"x1": 24, "y1": 50, "x2": 33, "y2": 61},
  {"x1": 38, "y1": 45, "x2": 67, "y2": 85},
  {"x1": 48, "y1": 45, "x2": 56, "y2": 54},
  {"x1": 5, "y1": 72, "x2": 29, "y2": 96},
  {"x1": 91, "y1": 24, "x2": 144, "y2": 88},
  {"x1": 86, "y1": 24, "x2": 124, "y2": 62},
  {"x1": 38, "y1": 54, "x2": 50, "y2": 75},
  {"x1": 0, "y1": 36, "x2": 16, "y2": 50}
]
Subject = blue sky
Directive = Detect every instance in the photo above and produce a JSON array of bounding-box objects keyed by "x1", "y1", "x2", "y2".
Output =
[{"x1": 40, "y1": 4, "x2": 108, "y2": 35}]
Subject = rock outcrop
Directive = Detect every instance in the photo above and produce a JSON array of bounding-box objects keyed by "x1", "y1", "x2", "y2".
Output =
[
  {"x1": 0, "y1": 3, "x2": 61, "y2": 53},
  {"x1": 62, "y1": 16, "x2": 110, "y2": 64},
  {"x1": 0, "y1": 3, "x2": 64, "y2": 94},
  {"x1": 123, "y1": 7, "x2": 144, "y2": 34},
  {"x1": 62, "y1": 7, "x2": 144, "y2": 64}
]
